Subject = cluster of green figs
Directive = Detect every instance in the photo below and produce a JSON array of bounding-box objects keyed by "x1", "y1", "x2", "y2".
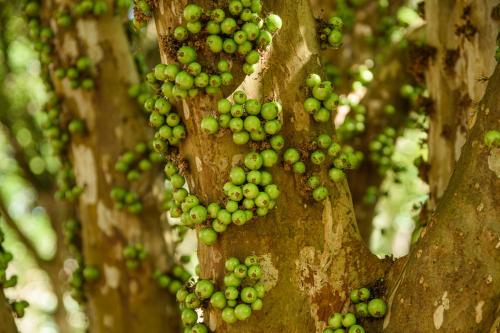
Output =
[
  {"x1": 148, "y1": 1, "x2": 282, "y2": 99},
  {"x1": 319, "y1": 16, "x2": 344, "y2": 49},
  {"x1": 324, "y1": 287, "x2": 387, "y2": 333},
  {"x1": 177, "y1": 256, "x2": 265, "y2": 332},
  {"x1": 163, "y1": 149, "x2": 280, "y2": 246}
]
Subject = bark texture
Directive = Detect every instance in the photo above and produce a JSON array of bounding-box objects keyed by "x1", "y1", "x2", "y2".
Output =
[
  {"x1": 384, "y1": 64, "x2": 500, "y2": 332},
  {"x1": 154, "y1": 1, "x2": 387, "y2": 332},
  {"x1": 425, "y1": 0, "x2": 499, "y2": 209},
  {"x1": 0, "y1": 292, "x2": 16, "y2": 333},
  {"x1": 42, "y1": 1, "x2": 179, "y2": 331}
]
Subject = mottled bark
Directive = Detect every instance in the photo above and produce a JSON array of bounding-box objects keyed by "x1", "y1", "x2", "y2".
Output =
[
  {"x1": 383, "y1": 63, "x2": 500, "y2": 332},
  {"x1": 425, "y1": 0, "x2": 499, "y2": 209},
  {"x1": 42, "y1": 1, "x2": 179, "y2": 332},
  {"x1": 0, "y1": 292, "x2": 16, "y2": 333},
  {"x1": 154, "y1": 1, "x2": 387, "y2": 332}
]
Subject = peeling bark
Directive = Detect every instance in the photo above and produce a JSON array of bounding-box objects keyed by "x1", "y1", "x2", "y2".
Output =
[
  {"x1": 384, "y1": 65, "x2": 500, "y2": 332},
  {"x1": 425, "y1": 0, "x2": 499, "y2": 209},
  {"x1": 42, "y1": 2, "x2": 180, "y2": 332}
]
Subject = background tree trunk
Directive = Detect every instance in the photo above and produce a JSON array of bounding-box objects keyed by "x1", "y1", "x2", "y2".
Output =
[
  {"x1": 0, "y1": 292, "x2": 16, "y2": 333},
  {"x1": 425, "y1": 0, "x2": 499, "y2": 209},
  {"x1": 383, "y1": 63, "x2": 500, "y2": 332},
  {"x1": 42, "y1": 1, "x2": 180, "y2": 331}
]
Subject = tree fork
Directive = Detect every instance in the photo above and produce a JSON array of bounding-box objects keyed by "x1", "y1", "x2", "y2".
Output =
[
  {"x1": 384, "y1": 64, "x2": 500, "y2": 332},
  {"x1": 154, "y1": 1, "x2": 388, "y2": 332}
]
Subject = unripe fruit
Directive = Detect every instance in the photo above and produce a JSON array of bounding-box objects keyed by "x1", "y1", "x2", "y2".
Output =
[
  {"x1": 234, "y1": 30, "x2": 248, "y2": 44},
  {"x1": 265, "y1": 14, "x2": 282, "y2": 33},
  {"x1": 317, "y1": 134, "x2": 332, "y2": 149},
  {"x1": 292, "y1": 161, "x2": 306, "y2": 174},
  {"x1": 211, "y1": 8, "x2": 225, "y2": 22},
  {"x1": 225, "y1": 257, "x2": 240, "y2": 271},
  {"x1": 368, "y1": 298, "x2": 387, "y2": 318},
  {"x1": 328, "y1": 312, "x2": 343, "y2": 329},
  {"x1": 83, "y1": 266, "x2": 100, "y2": 281},
  {"x1": 257, "y1": 29, "x2": 273, "y2": 47},
  {"x1": 234, "y1": 264, "x2": 248, "y2": 279},
  {"x1": 229, "y1": 0, "x2": 243, "y2": 15},
  {"x1": 218, "y1": 99, "x2": 232, "y2": 114},
  {"x1": 358, "y1": 287, "x2": 370, "y2": 301},
  {"x1": 222, "y1": 307, "x2": 237, "y2": 324},
  {"x1": 312, "y1": 186, "x2": 328, "y2": 201},
  {"x1": 355, "y1": 302, "x2": 369, "y2": 317},
  {"x1": 177, "y1": 46, "x2": 197, "y2": 64},
  {"x1": 312, "y1": 81, "x2": 333, "y2": 101},
  {"x1": 304, "y1": 97, "x2": 322, "y2": 114},
  {"x1": 242, "y1": 22, "x2": 260, "y2": 40},
  {"x1": 251, "y1": 298, "x2": 263, "y2": 310},
  {"x1": 192, "y1": 323, "x2": 208, "y2": 333},
  {"x1": 261, "y1": 149, "x2": 278, "y2": 167},
  {"x1": 234, "y1": 303, "x2": 252, "y2": 320},
  {"x1": 183, "y1": 4, "x2": 202, "y2": 22},
  {"x1": 221, "y1": 72, "x2": 234, "y2": 86},
  {"x1": 348, "y1": 325, "x2": 365, "y2": 333},
  {"x1": 225, "y1": 286, "x2": 239, "y2": 300},
  {"x1": 247, "y1": 264, "x2": 262, "y2": 279},
  {"x1": 207, "y1": 35, "x2": 223, "y2": 53},
  {"x1": 245, "y1": 50, "x2": 260, "y2": 65},
  {"x1": 244, "y1": 152, "x2": 263, "y2": 170},
  {"x1": 241, "y1": 287, "x2": 258, "y2": 303},
  {"x1": 313, "y1": 108, "x2": 331, "y2": 122},
  {"x1": 311, "y1": 150, "x2": 326, "y2": 165},
  {"x1": 245, "y1": 99, "x2": 262, "y2": 115},
  {"x1": 306, "y1": 73, "x2": 321, "y2": 88},
  {"x1": 210, "y1": 291, "x2": 227, "y2": 309},
  {"x1": 181, "y1": 308, "x2": 197, "y2": 325},
  {"x1": 243, "y1": 63, "x2": 256, "y2": 75},
  {"x1": 190, "y1": 205, "x2": 207, "y2": 224},
  {"x1": 187, "y1": 21, "x2": 202, "y2": 34},
  {"x1": 195, "y1": 279, "x2": 215, "y2": 299},
  {"x1": 329, "y1": 168, "x2": 345, "y2": 182},
  {"x1": 484, "y1": 130, "x2": 500, "y2": 148},
  {"x1": 173, "y1": 26, "x2": 188, "y2": 41},
  {"x1": 233, "y1": 131, "x2": 250, "y2": 145},
  {"x1": 328, "y1": 29, "x2": 343, "y2": 47},
  {"x1": 199, "y1": 227, "x2": 218, "y2": 245},
  {"x1": 265, "y1": 184, "x2": 280, "y2": 200},
  {"x1": 175, "y1": 71, "x2": 194, "y2": 90},
  {"x1": 201, "y1": 116, "x2": 219, "y2": 134},
  {"x1": 221, "y1": 17, "x2": 238, "y2": 35},
  {"x1": 245, "y1": 255, "x2": 258, "y2": 266},
  {"x1": 342, "y1": 312, "x2": 357, "y2": 327},
  {"x1": 233, "y1": 90, "x2": 247, "y2": 104},
  {"x1": 223, "y1": 38, "x2": 238, "y2": 53},
  {"x1": 230, "y1": 166, "x2": 246, "y2": 185},
  {"x1": 284, "y1": 148, "x2": 300, "y2": 164}
]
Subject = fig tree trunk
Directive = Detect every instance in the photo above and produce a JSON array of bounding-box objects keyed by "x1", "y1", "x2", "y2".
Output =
[
  {"x1": 152, "y1": 0, "x2": 500, "y2": 332},
  {"x1": 0, "y1": 292, "x2": 16, "y2": 333},
  {"x1": 39, "y1": 1, "x2": 180, "y2": 332}
]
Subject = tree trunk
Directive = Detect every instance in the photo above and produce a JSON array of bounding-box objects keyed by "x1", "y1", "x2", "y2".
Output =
[
  {"x1": 154, "y1": 1, "x2": 387, "y2": 332},
  {"x1": 41, "y1": 1, "x2": 180, "y2": 331},
  {"x1": 383, "y1": 63, "x2": 500, "y2": 332},
  {"x1": 0, "y1": 292, "x2": 16, "y2": 333},
  {"x1": 153, "y1": 1, "x2": 500, "y2": 332},
  {"x1": 425, "y1": 0, "x2": 499, "y2": 209}
]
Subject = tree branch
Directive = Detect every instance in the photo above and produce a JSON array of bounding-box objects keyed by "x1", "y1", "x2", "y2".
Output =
[{"x1": 384, "y1": 64, "x2": 500, "y2": 332}]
